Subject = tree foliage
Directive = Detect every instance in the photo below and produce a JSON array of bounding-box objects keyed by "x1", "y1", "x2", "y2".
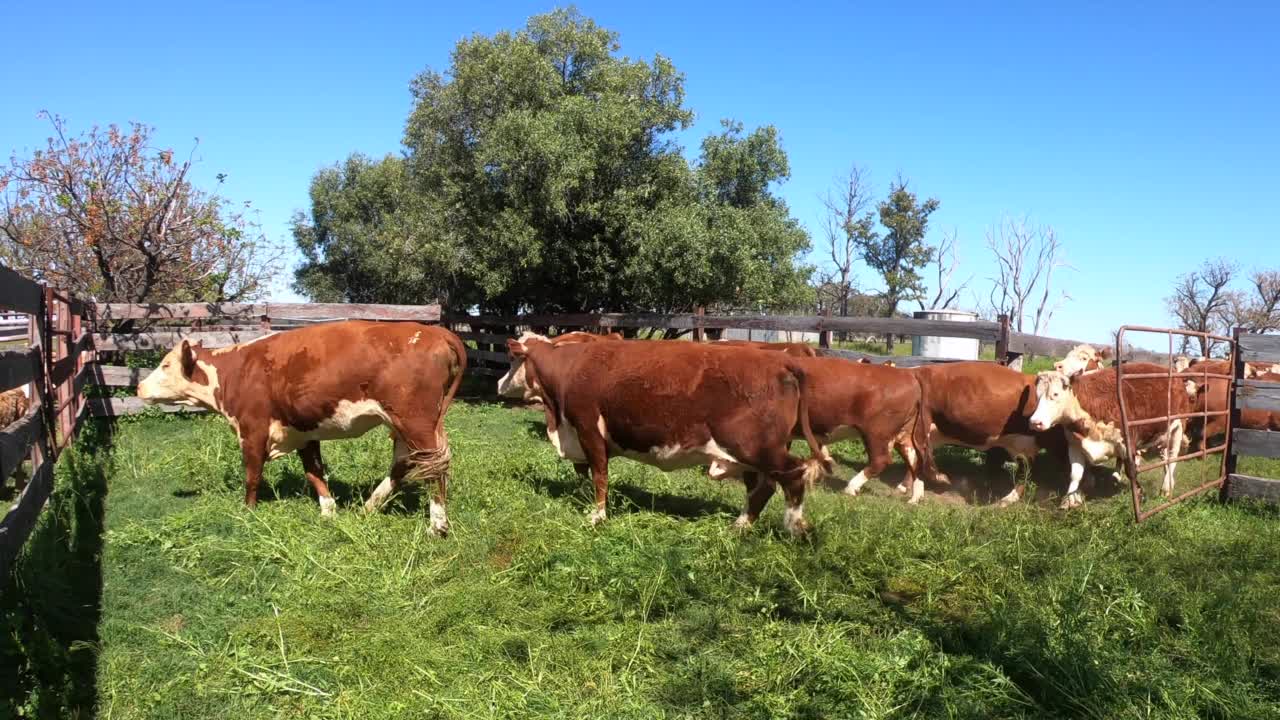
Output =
[
  {"x1": 1, "y1": 113, "x2": 277, "y2": 303},
  {"x1": 1167, "y1": 260, "x2": 1280, "y2": 355},
  {"x1": 986, "y1": 215, "x2": 1069, "y2": 336},
  {"x1": 852, "y1": 179, "x2": 939, "y2": 349},
  {"x1": 292, "y1": 8, "x2": 812, "y2": 315}
]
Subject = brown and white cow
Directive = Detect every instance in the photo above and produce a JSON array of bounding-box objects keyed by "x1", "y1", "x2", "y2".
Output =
[
  {"x1": 782, "y1": 357, "x2": 938, "y2": 502},
  {"x1": 1030, "y1": 364, "x2": 1189, "y2": 507},
  {"x1": 1178, "y1": 359, "x2": 1280, "y2": 450},
  {"x1": 895, "y1": 362, "x2": 1068, "y2": 506},
  {"x1": 137, "y1": 321, "x2": 466, "y2": 533},
  {"x1": 1054, "y1": 344, "x2": 1112, "y2": 378},
  {"x1": 497, "y1": 333, "x2": 829, "y2": 535},
  {"x1": 497, "y1": 330, "x2": 623, "y2": 399}
]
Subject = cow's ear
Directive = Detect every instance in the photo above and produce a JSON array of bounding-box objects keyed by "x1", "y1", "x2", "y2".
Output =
[
  {"x1": 507, "y1": 338, "x2": 527, "y2": 358},
  {"x1": 180, "y1": 339, "x2": 198, "y2": 379},
  {"x1": 1099, "y1": 346, "x2": 1114, "y2": 360}
]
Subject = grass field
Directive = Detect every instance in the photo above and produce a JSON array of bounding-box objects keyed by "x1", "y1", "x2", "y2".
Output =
[{"x1": 5, "y1": 379, "x2": 1280, "y2": 718}]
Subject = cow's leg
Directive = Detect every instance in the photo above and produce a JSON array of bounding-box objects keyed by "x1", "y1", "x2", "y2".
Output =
[
  {"x1": 390, "y1": 417, "x2": 452, "y2": 537},
  {"x1": 240, "y1": 431, "x2": 268, "y2": 509},
  {"x1": 298, "y1": 441, "x2": 336, "y2": 517},
  {"x1": 892, "y1": 441, "x2": 928, "y2": 505},
  {"x1": 573, "y1": 417, "x2": 610, "y2": 526},
  {"x1": 777, "y1": 472, "x2": 811, "y2": 537},
  {"x1": 845, "y1": 434, "x2": 890, "y2": 497},
  {"x1": 735, "y1": 471, "x2": 777, "y2": 529},
  {"x1": 1161, "y1": 420, "x2": 1184, "y2": 498},
  {"x1": 1061, "y1": 443, "x2": 1087, "y2": 509},
  {"x1": 997, "y1": 456, "x2": 1028, "y2": 507},
  {"x1": 365, "y1": 435, "x2": 409, "y2": 514}
]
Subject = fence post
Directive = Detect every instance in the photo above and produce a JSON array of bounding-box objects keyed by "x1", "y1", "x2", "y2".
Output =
[
  {"x1": 693, "y1": 306, "x2": 705, "y2": 343},
  {"x1": 1221, "y1": 327, "x2": 1242, "y2": 501},
  {"x1": 996, "y1": 314, "x2": 1010, "y2": 365},
  {"x1": 818, "y1": 307, "x2": 831, "y2": 350}
]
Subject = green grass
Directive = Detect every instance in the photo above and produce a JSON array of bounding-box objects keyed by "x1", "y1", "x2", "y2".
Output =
[{"x1": 6, "y1": 385, "x2": 1280, "y2": 718}]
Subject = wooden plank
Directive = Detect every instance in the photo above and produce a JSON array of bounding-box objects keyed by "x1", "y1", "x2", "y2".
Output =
[
  {"x1": 1224, "y1": 473, "x2": 1280, "y2": 502},
  {"x1": 466, "y1": 349, "x2": 510, "y2": 364},
  {"x1": 1009, "y1": 332, "x2": 1169, "y2": 363},
  {"x1": 87, "y1": 397, "x2": 208, "y2": 417},
  {"x1": 1231, "y1": 429, "x2": 1280, "y2": 459},
  {"x1": 1239, "y1": 334, "x2": 1280, "y2": 364},
  {"x1": 85, "y1": 364, "x2": 147, "y2": 387},
  {"x1": 0, "y1": 347, "x2": 38, "y2": 392},
  {"x1": 453, "y1": 313, "x2": 1002, "y2": 342},
  {"x1": 0, "y1": 265, "x2": 43, "y2": 315},
  {"x1": 816, "y1": 349, "x2": 964, "y2": 367},
  {"x1": 1237, "y1": 380, "x2": 1280, "y2": 413},
  {"x1": 467, "y1": 366, "x2": 507, "y2": 377},
  {"x1": 92, "y1": 329, "x2": 275, "y2": 352},
  {"x1": 97, "y1": 302, "x2": 265, "y2": 321},
  {"x1": 266, "y1": 303, "x2": 440, "y2": 322},
  {"x1": 0, "y1": 459, "x2": 55, "y2": 579},
  {"x1": 0, "y1": 403, "x2": 42, "y2": 483}
]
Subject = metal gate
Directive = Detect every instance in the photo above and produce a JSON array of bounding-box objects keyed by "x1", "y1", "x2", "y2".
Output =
[{"x1": 1114, "y1": 326, "x2": 1234, "y2": 522}]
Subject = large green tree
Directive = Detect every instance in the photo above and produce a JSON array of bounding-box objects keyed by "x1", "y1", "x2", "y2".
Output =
[{"x1": 292, "y1": 8, "x2": 812, "y2": 315}]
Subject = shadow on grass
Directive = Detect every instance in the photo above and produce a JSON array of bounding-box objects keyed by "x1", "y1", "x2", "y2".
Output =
[{"x1": 0, "y1": 418, "x2": 113, "y2": 719}]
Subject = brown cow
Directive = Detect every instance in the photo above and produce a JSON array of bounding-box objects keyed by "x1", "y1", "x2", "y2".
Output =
[
  {"x1": 894, "y1": 362, "x2": 1067, "y2": 506},
  {"x1": 497, "y1": 333, "x2": 829, "y2": 535},
  {"x1": 137, "y1": 321, "x2": 466, "y2": 534},
  {"x1": 713, "y1": 339, "x2": 818, "y2": 357},
  {"x1": 783, "y1": 357, "x2": 937, "y2": 501},
  {"x1": 1179, "y1": 359, "x2": 1280, "y2": 450},
  {"x1": 1030, "y1": 364, "x2": 1188, "y2": 507},
  {"x1": 498, "y1": 330, "x2": 623, "y2": 399},
  {"x1": 0, "y1": 387, "x2": 30, "y2": 429}
]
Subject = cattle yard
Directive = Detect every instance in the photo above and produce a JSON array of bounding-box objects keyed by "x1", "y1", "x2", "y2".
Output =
[{"x1": 4, "y1": 268, "x2": 1280, "y2": 717}]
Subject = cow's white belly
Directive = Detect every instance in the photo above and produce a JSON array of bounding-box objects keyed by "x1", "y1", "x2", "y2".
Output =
[
  {"x1": 547, "y1": 421, "x2": 588, "y2": 463},
  {"x1": 265, "y1": 399, "x2": 390, "y2": 460},
  {"x1": 932, "y1": 429, "x2": 1040, "y2": 460},
  {"x1": 621, "y1": 439, "x2": 745, "y2": 474}
]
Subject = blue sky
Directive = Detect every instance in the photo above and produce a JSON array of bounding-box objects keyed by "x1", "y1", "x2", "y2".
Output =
[{"x1": 3, "y1": 1, "x2": 1276, "y2": 342}]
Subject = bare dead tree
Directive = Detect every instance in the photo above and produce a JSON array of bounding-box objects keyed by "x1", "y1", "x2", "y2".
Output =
[
  {"x1": 820, "y1": 165, "x2": 876, "y2": 338},
  {"x1": 986, "y1": 215, "x2": 1071, "y2": 335},
  {"x1": 1166, "y1": 259, "x2": 1235, "y2": 356},
  {"x1": 919, "y1": 228, "x2": 970, "y2": 311},
  {"x1": 1221, "y1": 269, "x2": 1280, "y2": 333}
]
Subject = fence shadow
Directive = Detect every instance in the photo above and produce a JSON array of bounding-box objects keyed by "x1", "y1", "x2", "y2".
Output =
[{"x1": 0, "y1": 419, "x2": 113, "y2": 718}]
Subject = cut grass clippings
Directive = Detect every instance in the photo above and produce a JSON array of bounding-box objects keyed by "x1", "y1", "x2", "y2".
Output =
[{"x1": 5, "y1": 389, "x2": 1280, "y2": 718}]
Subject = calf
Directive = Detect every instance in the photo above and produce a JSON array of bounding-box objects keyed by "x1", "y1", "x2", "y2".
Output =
[
  {"x1": 901, "y1": 362, "x2": 1067, "y2": 505},
  {"x1": 1030, "y1": 364, "x2": 1188, "y2": 507},
  {"x1": 0, "y1": 387, "x2": 30, "y2": 429},
  {"x1": 137, "y1": 321, "x2": 466, "y2": 533},
  {"x1": 498, "y1": 334, "x2": 829, "y2": 535}
]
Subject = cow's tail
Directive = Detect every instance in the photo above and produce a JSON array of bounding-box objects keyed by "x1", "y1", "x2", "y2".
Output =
[
  {"x1": 911, "y1": 371, "x2": 940, "y2": 485},
  {"x1": 439, "y1": 330, "x2": 468, "y2": 428},
  {"x1": 787, "y1": 362, "x2": 831, "y2": 484}
]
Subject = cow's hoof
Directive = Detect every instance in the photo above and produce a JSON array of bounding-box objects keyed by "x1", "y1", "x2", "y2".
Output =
[
  {"x1": 732, "y1": 513, "x2": 754, "y2": 531},
  {"x1": 786, "y1": 518, "x2": 812, "y2": 538},
  {"x1": 588, "y1": 507, "x2": 607, "y2": 527},
  {"x1": 934, "y1": 472, "x2": 952, "y2": 486},
  {"x1": 843, "y1": 485, "x2": 861, "y2": 498},
  {"x1": 895, "y1": 483, "x2": 909, "y2": 495},
  {"x1": 1059, "y1": 493, "x2": 1084, "y2": 510},
  {"x1": 318, "y1": 496, "x2": 337, "y2": 518},
  {"x1": 431, "y1": 522, "x2": 449, "y2": 538},
  {"x1": 906, "y1": 496, "x2": 922, "y2": 506}
]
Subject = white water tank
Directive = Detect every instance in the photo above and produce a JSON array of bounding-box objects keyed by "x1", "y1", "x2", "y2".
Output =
[{"x1": 911, "y1": 309, "x2": 980, "y2": 360}]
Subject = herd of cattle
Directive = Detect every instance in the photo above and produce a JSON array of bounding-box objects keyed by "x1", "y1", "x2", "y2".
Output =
[{"x1": 77, "y1": 319, "x2": 1267, "y2": 536}]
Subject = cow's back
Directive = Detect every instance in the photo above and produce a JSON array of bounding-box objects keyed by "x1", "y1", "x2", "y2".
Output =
[
  {"x1": 913, "y1": 362, "x2": 1037, "y2": 441},
  {"x1": 1072, "y1": 363, "x2": 1189, "y2": 444}
]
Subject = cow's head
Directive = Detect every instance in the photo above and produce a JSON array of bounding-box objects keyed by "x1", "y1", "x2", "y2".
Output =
[
  {"x1": 496, "y1": 332, "x2": 551, "y2": 399},
  {"x1": 1029, "y1": 370, "x2": 1076, "y2": 432},
  {"x1": 137, "y1": 339, "x2": 218, "y2": 408},
  {"x1": 1054, "y1": 344, "x2": 1111, "y2": 378}
]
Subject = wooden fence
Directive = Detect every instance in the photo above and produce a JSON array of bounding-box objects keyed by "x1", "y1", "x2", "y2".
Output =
[
  {"x1": 2, "y1": 277, "x2": 1226, "y2": 571},
  {"x1": 0, "y1": 266, "x2": 92, "y2": 579},
  {"x1": 1223, "y1": 331, "x2": 1280, "y2": 501}
]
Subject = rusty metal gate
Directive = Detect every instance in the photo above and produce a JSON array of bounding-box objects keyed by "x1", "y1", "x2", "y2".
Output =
[{"x1": 1114, "y1": 326, "x2": 1235, "y2": 522}]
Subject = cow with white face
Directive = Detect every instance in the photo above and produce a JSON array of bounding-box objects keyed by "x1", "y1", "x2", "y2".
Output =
[
  {"x1": 1029, "y1": 364, "x2": 1188, "y2": 508},
  {"x1": 138, "y1": 321, "x2": 466, "y2": 532},
  {"x1": 1054, "y1": 344, "x2": 1112, "y2": 379}
]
